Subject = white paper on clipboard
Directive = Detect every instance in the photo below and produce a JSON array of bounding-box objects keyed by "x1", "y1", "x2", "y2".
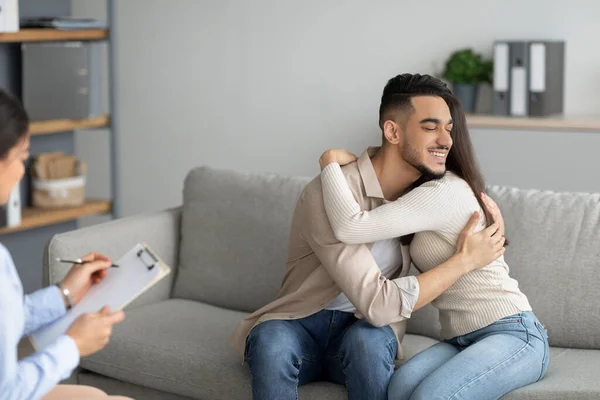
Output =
[{"x1": 30, "y1": 243, "x2": 171, "y2": 351}]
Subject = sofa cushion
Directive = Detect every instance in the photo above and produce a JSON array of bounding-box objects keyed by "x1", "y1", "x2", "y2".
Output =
[
  {"x1": 78, "y1": 371, "x2": 195, "y2": 400},
  {"x1": 502, "y1": 347, "x2": 600, "y2": 400},
  {"x1": 486, "y1": 185, "x2": 600, "y2": 350},
  {"x1": 174, "y1": 166, "x2": 310, "y2": 312}
]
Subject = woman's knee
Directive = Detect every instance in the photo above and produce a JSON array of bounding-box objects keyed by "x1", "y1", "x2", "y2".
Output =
[{"x1": 387, "y1": 369, "x2": 419, "y2": 400}]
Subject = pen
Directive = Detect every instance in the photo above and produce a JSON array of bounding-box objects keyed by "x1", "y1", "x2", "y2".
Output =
[{"x1": 56, "y1": 258, "x2": 119, "y2": 268}]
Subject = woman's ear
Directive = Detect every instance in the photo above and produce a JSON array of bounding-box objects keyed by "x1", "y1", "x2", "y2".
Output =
[{"x1": 382, "y1": 120, "x2": 402, "y2": 145}]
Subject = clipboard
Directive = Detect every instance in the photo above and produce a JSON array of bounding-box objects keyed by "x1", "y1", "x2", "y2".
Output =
[{"x1": 30, "y1": 243, "x2": 171, "y2": 351}]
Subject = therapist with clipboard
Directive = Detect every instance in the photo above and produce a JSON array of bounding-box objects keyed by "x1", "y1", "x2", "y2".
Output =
[{"x1": 0, "y1": 90, "x2": 132, "y2": 399}]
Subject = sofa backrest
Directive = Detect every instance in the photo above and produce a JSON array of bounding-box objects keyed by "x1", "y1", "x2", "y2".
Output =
[
  {"x1": 173, "y1": 166, "x2": 310, "y2": 312},
  {"x1": 487, "y1": 185, "x2": 600, "y2": 349},
  {"x1": 407, "y1": 185, "x2": 600, "y2": 350}
]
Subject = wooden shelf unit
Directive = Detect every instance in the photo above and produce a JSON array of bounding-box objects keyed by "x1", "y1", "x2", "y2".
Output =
[
  {"x1": 29, "y1": 115, "x2": 110, "y2": 136},
  {"x1": 0, "y1": 29, "x2": 108, "y2": 43},
  {"x1": 466, "y1": 114, "x2": 600, "y2": 132},
  {"x1": 0, "y1": 200, "x2": 112, "y2": 235}
]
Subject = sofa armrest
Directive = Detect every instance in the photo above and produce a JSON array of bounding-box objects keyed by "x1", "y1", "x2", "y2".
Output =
[{"x1": 43, "y1": 207, "x2": 182, "y2": 309}]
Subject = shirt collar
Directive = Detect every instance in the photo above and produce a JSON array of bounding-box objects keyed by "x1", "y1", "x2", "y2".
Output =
[{"x1": 357, "y1": 146, "x2": 385, "y2": 200}]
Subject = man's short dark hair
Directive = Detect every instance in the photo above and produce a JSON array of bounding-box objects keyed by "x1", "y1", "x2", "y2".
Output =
[{"x1": 378, "y1": 73, "x2": 452, "y2": 129}]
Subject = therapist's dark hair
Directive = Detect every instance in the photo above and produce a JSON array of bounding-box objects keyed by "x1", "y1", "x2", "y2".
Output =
[{"x1": 0, "y1": 89, "x2": 29, "y2": 160}]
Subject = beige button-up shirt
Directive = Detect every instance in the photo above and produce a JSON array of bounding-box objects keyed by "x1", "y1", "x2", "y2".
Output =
[{"x1": 231, "y1": 147, "x2": 419, "y2": 361}]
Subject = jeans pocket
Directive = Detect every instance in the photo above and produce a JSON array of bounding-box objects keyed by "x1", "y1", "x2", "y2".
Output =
[{"x1": 533, "y1": 320, "x2": 548, "y2": 338}]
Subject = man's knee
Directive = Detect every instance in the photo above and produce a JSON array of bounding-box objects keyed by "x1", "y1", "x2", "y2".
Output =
[
  {"x1": 341, "y1": 320, "x2": 397, "y2": 360},
  {"x1": 246, "y1": 320, "x2": 302, "y2": 367}
]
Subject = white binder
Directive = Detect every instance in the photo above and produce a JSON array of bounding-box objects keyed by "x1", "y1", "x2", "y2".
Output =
[
  {"x1": 529, "y1": 43, "x2": 546, "y2": 93},
  {"x1": 492, "y1": 42, "x2": 510, "y2": 115},
  {"x1": 510, "y1": 66, "x2": 527, "y2": 117},
  {"x1": 31, "y1": 243, "x2": 171, "y2": 351},
  {"x1": 0, "y1": 0, "x2": 19, "y2": 33},
  {"x1": 508, "y1": 41, "x2": 529, "y2": 117}
]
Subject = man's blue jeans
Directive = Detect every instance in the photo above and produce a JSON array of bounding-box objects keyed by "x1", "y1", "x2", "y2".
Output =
[
  {"x1": 245, "y1": 309, "x2": 397, "y2": 400},
  {"x1": 388, "y1": 311, "x2": 550, "y2": 400}
]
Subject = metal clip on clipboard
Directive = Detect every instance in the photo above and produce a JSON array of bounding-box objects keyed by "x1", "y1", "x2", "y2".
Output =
[{"x1": 137, "y1": 246, "x2": 159, "y2": 270}]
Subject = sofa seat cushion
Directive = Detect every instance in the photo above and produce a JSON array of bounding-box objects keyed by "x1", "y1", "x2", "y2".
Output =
[
  {"x1": 502, "y1": 347, "x2": 600, "y2": 400},
  {"x1": 79, "y1": 299, "x2": 347, "y2": 399}
]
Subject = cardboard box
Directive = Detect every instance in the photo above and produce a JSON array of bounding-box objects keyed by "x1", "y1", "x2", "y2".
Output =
[{"x1": 31, "y1": 153, "x2": 87, "y2": 208}]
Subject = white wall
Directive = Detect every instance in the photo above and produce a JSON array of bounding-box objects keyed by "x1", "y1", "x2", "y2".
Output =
[{"x1": 74, "y1": 0, "x2": 600, "y2": 218}]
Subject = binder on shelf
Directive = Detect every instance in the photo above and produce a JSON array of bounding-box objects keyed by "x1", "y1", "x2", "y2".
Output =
[
  {"x1": 31, "y1": 243, "x2": 171, "y2": 351},
  {"x1": 509, "y1": 41, "x2": 529, "y2": 117},
  {"x1": 21, "y1": 41, "x2": 104, "y2": 121},
  {"x1": 528, "y1": 41, "x2": 565, "y2": 117},
  {"x1": 492, "y1": 41, "x2": 510, "y2": 116},
  {"x1": 20, "y1": 17, "x2": 106, "y2": 30},
  {"x1": 0, "y1": 0, "x2": 19, "y2": 33}
]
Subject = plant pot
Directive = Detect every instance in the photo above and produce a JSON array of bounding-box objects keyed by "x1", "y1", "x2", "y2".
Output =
[{"x1": 453, "y1": 83, "x2": 478, "y2": 113}]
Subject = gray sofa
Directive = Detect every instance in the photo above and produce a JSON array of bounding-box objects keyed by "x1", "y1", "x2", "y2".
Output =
[{"x1": 44, "y1": 166, "x2": 600, "y2": 400}]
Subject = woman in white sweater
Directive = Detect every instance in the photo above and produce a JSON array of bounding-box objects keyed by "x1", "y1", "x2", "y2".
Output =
[{"x1": 318, "y1": 93, "x2": 549, "y2": 399}]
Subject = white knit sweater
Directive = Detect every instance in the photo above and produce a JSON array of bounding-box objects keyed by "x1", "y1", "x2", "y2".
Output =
[{"x1": 321, "y1": 163, "x2": 532, "y2": 339}]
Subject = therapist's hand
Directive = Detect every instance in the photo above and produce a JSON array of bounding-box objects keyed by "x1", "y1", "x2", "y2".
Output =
[
  {"x1": 61, "y1": 252, "x2": 113, "y2": 305},
  {"x1": 66, "y1": 306, "x2": 125, "y2": 357}
]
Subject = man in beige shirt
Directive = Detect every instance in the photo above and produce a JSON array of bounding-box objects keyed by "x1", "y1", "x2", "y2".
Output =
[{"x1": 231, "y1": 74, "x2": 505, "y2": 400}]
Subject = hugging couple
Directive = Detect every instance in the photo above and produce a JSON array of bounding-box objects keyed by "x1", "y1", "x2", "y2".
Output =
[{"x1": 231, "y1": 73, "x2": 550, "y2": 400}]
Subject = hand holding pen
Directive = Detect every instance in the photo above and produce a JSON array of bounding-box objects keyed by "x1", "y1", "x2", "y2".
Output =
[{"x1": 57, "y1": 252, "x2": 119, "y2": 306}]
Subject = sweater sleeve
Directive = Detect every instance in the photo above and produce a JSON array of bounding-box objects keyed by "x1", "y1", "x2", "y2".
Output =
[{"x1": 321, "y1": 163, "x2": 458, "y2": 244}]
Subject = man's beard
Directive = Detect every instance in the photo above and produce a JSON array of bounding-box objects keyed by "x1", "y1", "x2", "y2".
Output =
[{"x1": 402, "y1": 142, "x2": 446, "y2": 181}]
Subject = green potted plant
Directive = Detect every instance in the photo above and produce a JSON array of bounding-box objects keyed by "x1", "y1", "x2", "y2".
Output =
[{"x1": 442, "y1": 48, "x2": 493, "y2": 113}]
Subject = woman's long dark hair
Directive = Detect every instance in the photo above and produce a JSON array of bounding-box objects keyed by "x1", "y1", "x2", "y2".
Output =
[
  {"x1": 401, "y1": 94, "x2": 501, "y2": 246},
  {"x1": 0, "y1": 89, "x2": 29, "y2": 160}
]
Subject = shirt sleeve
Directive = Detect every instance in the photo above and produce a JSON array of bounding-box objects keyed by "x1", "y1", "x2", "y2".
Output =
[
  {"x1": 0, "y1": 334, "x2": 80, "y2": 400},
  {"x1": 321, "y1": 163, "x2": 458, "y2": 244},
  {"x1": 393, "y1": 275, "x2": 419, "y2": 319},
  {"x1": 23, "y1": 285, "x2": 68, "y2": 336}
]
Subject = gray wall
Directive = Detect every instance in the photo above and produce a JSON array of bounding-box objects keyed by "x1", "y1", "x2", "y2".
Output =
[{"x1": 73, "y1": 0, "x2": 600, "y2": 219}]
